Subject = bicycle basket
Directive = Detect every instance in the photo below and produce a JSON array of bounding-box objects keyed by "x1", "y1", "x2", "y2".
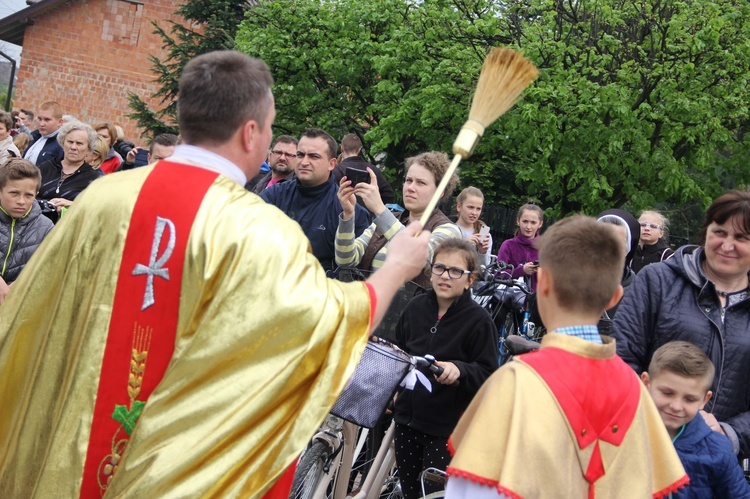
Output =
[{"x1": 330, "y1": 339, "x2": 412, "y2": 428}]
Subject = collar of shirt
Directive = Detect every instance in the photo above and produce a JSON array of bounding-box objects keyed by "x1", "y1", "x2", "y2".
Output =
[
  {"x1": 553, "y1": 325, "x2": 603, "y2": 344},
  {"x1": 41, "y1": 130, "x2": 59, "y2": 139},
  {"x1": 168, "y1": 144, "x2": 247, "y2": 186}
]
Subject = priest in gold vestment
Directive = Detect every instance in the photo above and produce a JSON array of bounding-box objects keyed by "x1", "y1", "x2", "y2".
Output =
[{"x1": 0, "y1": 52, "x2": 430, "y2": 498}]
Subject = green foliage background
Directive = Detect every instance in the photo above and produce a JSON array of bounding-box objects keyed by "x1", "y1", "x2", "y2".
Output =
[
  {"x1": 130, "y1": 0, "x2": 750, "y2": 240},
  {"x1": 235, "y1": 0, "x2": 750, "y2": 220}
]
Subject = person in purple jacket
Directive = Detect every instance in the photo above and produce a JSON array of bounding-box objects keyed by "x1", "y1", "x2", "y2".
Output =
[{"x1": 497, "y1": 203, "x2": 544, "y2": 290}]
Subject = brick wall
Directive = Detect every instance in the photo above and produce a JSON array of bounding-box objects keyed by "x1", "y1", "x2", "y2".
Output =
[{"x1": 13, "y1": 0, "x2": 185, "y2": 147}]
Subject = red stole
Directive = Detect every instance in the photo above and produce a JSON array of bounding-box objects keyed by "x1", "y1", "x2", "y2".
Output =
[
  {"x1": 79, "y1": 162, "x2": 218, "y2": 497},
  {"x1": 521, "y1": 346, "x2": 640, "y2": 499}
]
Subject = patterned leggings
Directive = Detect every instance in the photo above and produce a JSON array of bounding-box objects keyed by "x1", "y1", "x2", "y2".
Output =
[{"x1": 394, "y1": 424, "x2": 450, "y2": 499}]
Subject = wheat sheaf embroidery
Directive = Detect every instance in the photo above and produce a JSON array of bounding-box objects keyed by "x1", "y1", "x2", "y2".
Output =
[{"x1": 98, "y1": 324, "x2": 152, "y2": 493}]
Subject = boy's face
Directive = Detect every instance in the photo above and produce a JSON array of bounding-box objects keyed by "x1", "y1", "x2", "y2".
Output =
[
  {"x1": 0, "y1": 178, "x2": 38, "y2": 219},
  {"x1": 642, "y1": 370, "x2": 712, "y2": 437},
  {"x1": 0, "y1": 123, "x2": 8, "y2": 141},
  {"x1": 0, "y1": 178, "x2": 38, "y2": 218}
]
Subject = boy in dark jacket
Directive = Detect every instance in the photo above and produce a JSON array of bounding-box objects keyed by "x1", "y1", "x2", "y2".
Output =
[
  {"x1": 642, "y1": 341, "x2": 750, "y2": 498},
  {"x1": 0, "y1": 158, "x2": 54, "y2": 303}
]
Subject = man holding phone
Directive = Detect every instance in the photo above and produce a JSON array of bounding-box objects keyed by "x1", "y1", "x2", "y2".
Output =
[
  {"x1": 332, "y1": 133, "x2": 395, "y2": 209},
  {"x1": 261, "y1": 128, "x2": 370, "y2": 273}
]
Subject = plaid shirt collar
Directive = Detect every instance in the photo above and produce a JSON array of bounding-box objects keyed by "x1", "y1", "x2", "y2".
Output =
[{"x1": 553, "y1": 325, "x2": 602, "y2": 344}]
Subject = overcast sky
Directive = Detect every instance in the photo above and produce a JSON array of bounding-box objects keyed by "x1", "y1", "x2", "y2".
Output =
[{"x1": 0, "y1": 0, "x2": 29, "y2": 63}]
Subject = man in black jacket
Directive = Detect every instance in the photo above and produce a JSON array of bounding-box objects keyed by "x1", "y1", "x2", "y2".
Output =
[
  {"x1": 332, "y1": 133, "x2": 395, "y2": 208},
  {"x1": 261, "y1": 129, "x2": 369, "y2": 272},
  {"x1": 23, "y1": 102, "x2": 64, "y2": 166}
]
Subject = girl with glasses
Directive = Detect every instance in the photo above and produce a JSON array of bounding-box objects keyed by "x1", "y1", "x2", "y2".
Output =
[
  {"x1": 633, "y1": 210, "x2": 674, "y2": 273},
  {"x1": 392, "y1": 238, "x2": 498, "y2": 498}
]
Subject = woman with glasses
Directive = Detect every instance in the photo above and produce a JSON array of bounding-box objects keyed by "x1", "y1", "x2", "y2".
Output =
[
  {"x1": 632, "y1": 210, "x2": 674, "y2": 273},
  {"x1": 392, "y1": 238, "x2": 498, "y2": 498},
  {"x1": 614, "y1": 190, "x2": 750, "y2": 459},
  {"x1": 335, "y1": 151, "x2": 462, "y2": 289}
]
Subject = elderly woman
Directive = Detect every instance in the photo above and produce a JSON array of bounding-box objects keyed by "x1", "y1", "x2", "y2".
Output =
[
  {"x1": 38, "y1": 121, "x2": 102, "y2": 213},
  {"x1": 335, "y1": 151, "x2": 462, "y2": 289},
  {"x1": 613, "y1": 190, "x2": 750, "y2": 458},
  {"x1": 93, "y1": 122, "x2": 123, "y2": 174}
]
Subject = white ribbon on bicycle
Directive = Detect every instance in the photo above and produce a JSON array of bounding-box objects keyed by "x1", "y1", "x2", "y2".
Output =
[{"x1": 400, "y1": 369, "x2": 433, "y2": 392}]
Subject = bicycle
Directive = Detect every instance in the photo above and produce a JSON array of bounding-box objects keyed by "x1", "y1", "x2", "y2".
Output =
[
  {"x1": 473, "y1": 261, "x2": 545, "y2": 364},
  {"x1": 289, "y1": 346, "x2": 446, "y2": 499}
]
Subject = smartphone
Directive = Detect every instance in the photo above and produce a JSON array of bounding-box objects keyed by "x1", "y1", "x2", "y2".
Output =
[
  {"x1": 532, "y1": 260, "x2": 539, "y2": 266},
  {"x1": 134, "y1": 148, "x2": 150, "y2": 167},
  {"x1": 345, "y1": 167, "x2": 370, "y2": 187},
  {"x1": 479, "y1": 225, "x2": 491, "y2": 239}
]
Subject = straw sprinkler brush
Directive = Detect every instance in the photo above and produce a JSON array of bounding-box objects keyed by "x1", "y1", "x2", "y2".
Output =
[{"x1": 419, "y1": 47, "x2": 539, "y2": 227}]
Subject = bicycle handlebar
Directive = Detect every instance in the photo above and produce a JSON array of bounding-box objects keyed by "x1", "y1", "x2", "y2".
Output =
[{"x1": 414, "y1": 355, "x2": 444, "y2": 376}]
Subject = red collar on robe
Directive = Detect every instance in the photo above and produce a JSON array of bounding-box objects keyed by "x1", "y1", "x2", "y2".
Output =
[{"x1": 521, "y1": 346, "x2": 640, "y2": 488}]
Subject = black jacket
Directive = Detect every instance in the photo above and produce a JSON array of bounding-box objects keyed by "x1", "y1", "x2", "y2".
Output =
[
  {"x1": 612, "y1": 245, "x2": 750, "y2": 455},
  {"x1": 332, "y1": 156, "x2": 396, "y2": 205},
  {"x1": 38, "y1": 157, "x2": 103, "y2": 202},
  {"x1": 25, "y1": 130, "x2": 64, "y2": 166},
  {"x1": 631, "y1": 238, "x2": 674, "y2": 273},
  {"x1": 394, "y1": 289, "x2": 498, "y2": 438},
  {"x1": 245, "y1": 170, "x2": 295, "y2": 194},
  {"x1": 260, "y1": 178, "x2": 369, "y2": 272}
]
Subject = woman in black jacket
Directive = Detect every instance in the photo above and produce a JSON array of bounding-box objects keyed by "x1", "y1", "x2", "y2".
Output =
[
  {"x1": 393, "y1": 238, "x2": 498, "y2": 498},
  {"x1": 37, "y1": 121, "x2": 102, "y2": 217},
  {"x1": 613, "y1": 190, "x2": 750, "y2": 459}
]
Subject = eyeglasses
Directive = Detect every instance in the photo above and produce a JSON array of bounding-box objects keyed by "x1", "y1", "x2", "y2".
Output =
[
  {"x1": 271, "y1": 150, "x2": 296, "y2": 158},
  {"x1": 431, "y1": 263, "x2": 471, "y2": 279},
  {"x1": 639, "y1": 222, "x2": 663, "y2": 230}
]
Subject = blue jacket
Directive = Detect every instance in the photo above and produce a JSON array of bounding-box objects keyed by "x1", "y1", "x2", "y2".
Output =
[
  {"x1": 25, "y1": 130, "x2": 64, "y2": 166},
  {"x1": 673, "y1": 415, "x2": 750, "y2": 498},
  {"x1": 260, "y1": 178, "x2": 369, "y2": 272},
  {"x1": 613, "y1": 245, "x2": 750, "y2": 456}
]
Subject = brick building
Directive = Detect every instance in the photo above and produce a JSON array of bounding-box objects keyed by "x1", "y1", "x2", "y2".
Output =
[{"x1": 0, "y1": 0, "x2": 183, "y2": 144}]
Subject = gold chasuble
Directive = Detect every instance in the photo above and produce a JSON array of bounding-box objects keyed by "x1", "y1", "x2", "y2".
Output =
[
  {"x1": 0, "y1": 162, "x2": 372, "y2": 498},
  {"x1": 447, "y1": 334, "x2": 688, "y2": 499}
]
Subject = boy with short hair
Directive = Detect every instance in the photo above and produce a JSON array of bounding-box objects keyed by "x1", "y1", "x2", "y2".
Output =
[
  {"x1": 445, "y1": 216, "x2": 688, "y2": 498},
  {"x1": 0, "y1": 158, "x2": 54, "y2": 303},
  {"x1": 642, "y1": 341, "x2": 750, "y2": 498}
]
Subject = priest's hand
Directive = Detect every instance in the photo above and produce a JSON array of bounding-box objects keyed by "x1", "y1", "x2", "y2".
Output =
[{"x1": 366, "y1": 222, "x2": 430, "y2": 331}]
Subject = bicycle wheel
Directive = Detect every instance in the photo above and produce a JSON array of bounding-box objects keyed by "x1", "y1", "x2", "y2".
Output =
[{"x1": 289, "y1": 441, "x2": 332, "y2": 499}]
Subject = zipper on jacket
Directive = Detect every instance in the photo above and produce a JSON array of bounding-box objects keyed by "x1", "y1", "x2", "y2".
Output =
[
  {"x1": 1, "y1": 217, "x2": 16, "y2": 277},
  {"x1": 700, "y1": 297, "x2": 724, "y2": 413}
]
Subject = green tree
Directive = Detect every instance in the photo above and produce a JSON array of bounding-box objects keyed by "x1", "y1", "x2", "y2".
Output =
[
  {"x1": 503, "y1": 0, "x2": 750, "y2": 215},
  {"x1": 236, "y1": 0, "x2": 525, "y2": 205},
  {"x1": 127, "y1": 0, "x2": 248, "y2": 140},
  {"x1": 236, "y1": 0, "x2": 750, "y2": 215}
]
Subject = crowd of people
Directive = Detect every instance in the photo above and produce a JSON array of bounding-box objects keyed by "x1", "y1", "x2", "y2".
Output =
[
  {"x1": 0, "y1": 49, "x2": 748, "y2": 499},
  {"x1": 0, "y1": 104, "x2": 179, "y2": 301}
]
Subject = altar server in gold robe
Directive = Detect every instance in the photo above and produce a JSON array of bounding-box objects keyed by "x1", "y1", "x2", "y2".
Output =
[{"x1": 0, "y1": 51, "x2": 430, "y2": 499}]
